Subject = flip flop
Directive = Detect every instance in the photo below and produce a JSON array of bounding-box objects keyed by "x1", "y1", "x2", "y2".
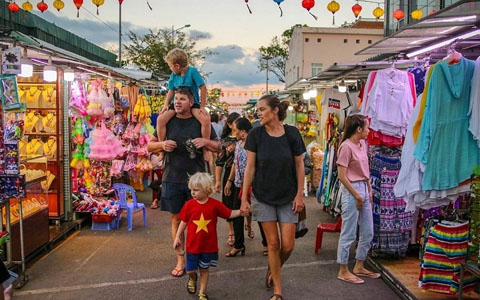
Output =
[
  {"x1": 150, "y1": 200, "x2": 159, "y2": 209},
  {"x1": 337, "y1": 276, "x2": 364, "y2": 284},
  {"x1": 354, "y1": 271, "x2": 381, "y2": 279},
  {"x1": 171, "y1": 267, "x2": 185, "y2": 277},
  {"x1": 265, "y1": 266, "x2": 273, "y2": 288}
]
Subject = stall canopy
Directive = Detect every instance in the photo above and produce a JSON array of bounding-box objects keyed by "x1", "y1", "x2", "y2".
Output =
[{"x1": 356, "y1": 0, "x2": 480, "y2": 60}]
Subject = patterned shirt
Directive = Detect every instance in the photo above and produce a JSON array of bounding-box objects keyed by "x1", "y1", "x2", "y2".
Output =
[{"x1": 233, "y1": 141, "x2": 247, "y2": 188}]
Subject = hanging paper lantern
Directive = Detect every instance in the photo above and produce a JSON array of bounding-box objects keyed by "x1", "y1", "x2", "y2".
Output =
[
  {"x1": 118, "y1": 0, "x2": 123, "y2": 3},
  {"x1": 373, "y1": 6, "x2": 384, "y2": 19},
  {"x1": 244, "y1": 0, "x2": 252, "y2": 14},
  {"x1": 302, "y1": 0, "x2": 317, "y2": 20},
  {"x1": 73, "y1": 0, "x2": 83, "y2": 17},
  {"x1": 8, "y1": 1, "x2": 20, "y2": 12},
  {"x1": 411, "y1": 9, "x2": 423, "y2": 20},
  {"x1": 327, "y1": 1, "x2": 340, "y2": 25},
  {"x1": 273, "y1": 0, "x2": 284, "y2": 17},
  {"x1": 53, "y1": 0, "x2": 65, "y2": 11},
  {"x1": 37, "y1": 0, "x2": 48, "y2": 12},
  {"x1": 22, "y1": 0, "x2": 33, "y2": 11},
  {"x1": 429, "y1": 10, "x2": 436, "y2": 16},
  {"x1": 92, "y1": 0, "x2": 104, "y2": 15},
  {"x1": 393, "y1": 9, "x2": 404, "y2": 21},
  {"x1": 352, "y1": 3, "x2": 362, "y2": 19}
]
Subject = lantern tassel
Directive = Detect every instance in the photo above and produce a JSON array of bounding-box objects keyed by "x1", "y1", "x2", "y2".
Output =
[
  {"x1": 77, "y1": 10, "x2": 79, "y2": 18},
  {"x1": 308, "y1": 10, "x2": 318, "y2": 20},
  {"x1": 146, "y1": 1, "x2": 152, "y2": 10},
  {"x1": 246, "y1": 3, "x2": 252, "y2": 14},
  {"x1": 96, "y1": 7, "x2": 99, "y2": 15},
  {"x1": 332, "y1": 14, "x2": 335, "y2": 25},
  {"x1": 277, "y1": 4, "x2": 283, "y2": 17}
]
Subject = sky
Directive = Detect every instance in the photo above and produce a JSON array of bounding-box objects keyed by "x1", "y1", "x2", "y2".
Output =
[{"x1": 25, "y1": 0, "x2": 381, "y2": 97}]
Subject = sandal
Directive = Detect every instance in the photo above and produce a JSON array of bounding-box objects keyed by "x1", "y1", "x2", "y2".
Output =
[
  {"x1": 269, "y1": 294, "x2": 283, "y2": 300},
  {"x1": 171, "y1": 267, "x2": 185, "y2": 277},
  {"x1": 150, "y1": 199, "x2": 159, "y2": 209},
  {"x1": 187, "y1": 273, "x2": 197, "y2": 294},
  {"x1": 198, "y1": 293, "x2": 209, "y2": 300},
  {"x1": 245, "y1": 224, "x2": 254, "y2": 239},
  {"x1": 265, "y1": 266, "x2": 273, "y2": 288},
  {"x1": 354, "y1": 270, "x2": 381, "y2": 279},
  {"x1": 263, "y1": 249, "x2": 269, "y2": 256},
  {"x1": 337, "y1": 275, "x2": 364, "y2": 284},
  {"x1": 227, "y1": 234, "x2": 235, "y2": 247}
]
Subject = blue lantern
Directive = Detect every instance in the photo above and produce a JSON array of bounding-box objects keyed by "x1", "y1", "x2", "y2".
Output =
[{"x1": 273, "y1": 0, "x2": 284, "y2": 17}]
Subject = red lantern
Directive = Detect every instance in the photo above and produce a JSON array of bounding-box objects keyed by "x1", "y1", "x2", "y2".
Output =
[
  {"x1": 73, "y1": 0, "x2": 83, "y2": 17},
  {"x1": 37, "y1": 0, "x2": 47, "y2": 12},
  {"x1": 302, "y1": 0, "x2": 317, "y2": 20},
  {"x1": 393, "y1": 9, "x2": 404, "y2": 21},
  {"x1": 244, "y1": 0, "x2": 252, "y2": 14},
  {"x1": 352, "y1": 3, "x2": 362, "y2": 18},
  {"x1": 8, "y1": 1, "x2": 20, "y2": 12},
  {"x1": 118, "y1": 0, "x2": 123, "y2": 3}
]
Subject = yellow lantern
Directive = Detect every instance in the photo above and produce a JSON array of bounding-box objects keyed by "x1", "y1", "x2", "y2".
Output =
[
  {"x1": 92, "y1": 0, "x2": 105, "y2": 15},
  {"x1": 22, "y1": 0, "x2": 33, "y2": 11},
  {"x1": 373, "y1": 6, "x2": 384, "y2": 19},
  {"x1": 327, "y1": 1, "x2": 340, "y2": 25},
  {"x1": 411, "y1": 9, "x2": 423, "y2": 20},
  {"x1": 53, "y1": 0, "x2": 64, "y2": 11}
]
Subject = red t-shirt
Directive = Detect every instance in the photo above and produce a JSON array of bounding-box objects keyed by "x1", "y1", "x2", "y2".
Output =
[{"x1": 178, "y1": 198, "x2": 232, "y2": 254}]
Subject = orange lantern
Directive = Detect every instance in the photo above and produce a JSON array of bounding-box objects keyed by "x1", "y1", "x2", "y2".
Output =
[
  {"x1": 352, "y1": 3, "x2": 362, "y2": 19},
  {"x1": 22, "y1": 0, "x2": 33, "y2": 11},
  {"x1": 327, "y1": 1, "x2": 340, "y2": 25},
  {"x1": 92, "y1": 0, "x2": 104, "y2": 15},
  {"x1": 53, "y1": 0, "x2": 65, "y2": 11},
  {"x1": 373, "y1": 6, "x2": 384, "y2": 19},
  {"x1": 411, "y1": 9, "x2": 423, "y2": 20},
  {"x1": 393, "y1": 9, "x2": 404, "y2": 21},
  {"x1": 37, "y1": 0, "x2": 47, "y2": 12},
  {"x1": 8, "y1": 1, "x2": 20, "y2": 12},
  {"x1": 73, "y1": 0, "x2": 83, "y2": 17}
]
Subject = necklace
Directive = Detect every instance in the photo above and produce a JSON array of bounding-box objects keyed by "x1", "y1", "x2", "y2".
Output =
[
  {"x1": 25, "y1": 112, "x2": 37, "y2": 128},
  {"x1": 44, "y1": 139, "x2": 56, "y2": 156},
  {"x1": 27, "y1": 139, "x2": 40, "y2": 155},
  {"x1": 44, "y1": 113, "x2": 55, "y2": 129}
]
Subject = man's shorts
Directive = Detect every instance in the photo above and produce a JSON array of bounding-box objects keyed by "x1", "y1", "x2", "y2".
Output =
[
  {"x1": 160, "y1": 182, "x2": 191, "y2": 214},
  {"x1": 186, "y1": 252, "x2": 218, "y2": 272}
]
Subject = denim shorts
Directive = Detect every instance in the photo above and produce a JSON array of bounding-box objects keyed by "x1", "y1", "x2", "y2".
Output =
[
  {"x1": 251, "y1": 193, "x2": 299, "y2": 224},
  {"x1": 160, "y1": 182, "x2": 191, "y2": 214},
  {"x1": 186, "y1": 252, "x2": 218, "y2": 272}
]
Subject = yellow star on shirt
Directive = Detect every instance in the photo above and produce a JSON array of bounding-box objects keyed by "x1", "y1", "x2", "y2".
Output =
[{"x1": 193, "y1": 213, "x2": 211, "y2": 234}]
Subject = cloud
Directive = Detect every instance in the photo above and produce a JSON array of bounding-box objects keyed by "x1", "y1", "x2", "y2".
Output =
[
  {"x1": 189, "y1": 30, "x2": 213, "y2": 41},
  {"x1": 203, "y1": 45, "x2": 281, "y2": 87},
  {"x1": 30, "y1": 11, "x2": 149, "y2": 48}
]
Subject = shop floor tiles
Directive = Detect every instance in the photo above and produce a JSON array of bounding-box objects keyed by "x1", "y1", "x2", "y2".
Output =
[{"x1": 376, "y1": 257, "x2": 479, "y2": 300}]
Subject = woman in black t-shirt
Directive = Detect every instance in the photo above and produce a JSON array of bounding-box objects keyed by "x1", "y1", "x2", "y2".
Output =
[{"x1": 241, "y1": 95, "x2": 306, "y2": 300}]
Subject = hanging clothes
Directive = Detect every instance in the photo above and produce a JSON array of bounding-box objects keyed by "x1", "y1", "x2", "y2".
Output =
[
  {"x1": 407, "y1": 66, "x2": 427, "y2": 96},
  {"x1": 319, "y1": 88, "x2": 352, "y2": 132},
  {"x1": 469, "y1": 57, "x2": 480, "y2": 148},
  {"x1": 414, "y1": 57, "x2": 480, "y2": 190}
]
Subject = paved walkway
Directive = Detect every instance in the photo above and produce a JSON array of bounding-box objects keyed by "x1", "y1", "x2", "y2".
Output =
[{"x1": 14, "y1": 190, "x2": 400, "y2": 300}]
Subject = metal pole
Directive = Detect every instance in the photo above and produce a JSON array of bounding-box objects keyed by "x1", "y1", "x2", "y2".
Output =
[
  {"x1": 119, "y1": 3, "x2": 122, "y2": 67},
  {"x1": 266, "y1": 58, "x2": 269, "y2": 94},
  {"x1": 172, "y1": 25, "x2": 175, "y2": 44}
]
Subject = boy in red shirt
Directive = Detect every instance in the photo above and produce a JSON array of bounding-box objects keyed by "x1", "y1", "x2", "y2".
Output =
[{"x1": 174, "y1": 173, "x2": 241, "y2": 300}]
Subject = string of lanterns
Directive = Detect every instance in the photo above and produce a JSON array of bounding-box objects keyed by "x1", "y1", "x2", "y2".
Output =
[{"x1": 6, "y1": 0, "x2": 117, "y2": 16}]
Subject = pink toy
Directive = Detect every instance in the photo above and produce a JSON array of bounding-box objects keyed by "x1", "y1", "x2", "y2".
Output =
[
  {"x1": 86, "y1": 79, "x2": 104, "y2": 117},
  {"x1": 89, "y1": 122, "x2": 126, "y2": 161},
  {"x1": 70, "y1": 81, "x2": 87, "y2": 116}
]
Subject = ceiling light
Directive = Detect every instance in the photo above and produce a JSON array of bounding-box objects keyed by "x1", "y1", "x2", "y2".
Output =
[
  {"x1": 288, "y1": 106, "x2": 294, "y2": 111},
  {"x1": 407, "y1": 29, "x2": 480, "y2": 57},
  {"x1": 338, "y1": 80, "x2": 347, "y2": 93},
  {"x1": 19, "y1": 59, "x2": 33, "y2": 78},
  {"x1": 43, "y1": 56, "x2": 57, "y2": 82},
  {"x1": 64, "y1": 68, "x2": 75, "y2": 81},
  {"x1": 309, "y1": 89, "x2": 317, "y2": 98},
  {"x1": 303, "y1": 91, "x2": 311, "y2": 100}
]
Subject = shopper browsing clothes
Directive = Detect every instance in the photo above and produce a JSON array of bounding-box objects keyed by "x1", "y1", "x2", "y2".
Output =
[
  {"x1": 214, "y1": 112, "x2": 240, "y2": 247},
  {"x1": 146, "y1": 87, "x2": 219, "y2": 278},
  {"x1": 336, "y1": 114, "x2": 380, "y2": 284},
  {"x1": 240, "y1": 95, "x2": 306, "y2": 300},
  {"x1": 224, "y1": 117, "x2": 252, "y2": 257},
  {"x1": 174, "y1": 173, "x2": 241, "y2": 300}
]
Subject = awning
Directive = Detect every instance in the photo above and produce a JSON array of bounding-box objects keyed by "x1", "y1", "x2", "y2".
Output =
[{"x1": 356, "y1": 0, "x2": 480, "y2": 59}]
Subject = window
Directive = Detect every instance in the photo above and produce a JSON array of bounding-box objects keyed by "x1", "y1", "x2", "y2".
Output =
[
  {"x1": 368, "y1": 40, "x2": 373, "y2": 44},
  {"x1": 311, "y1": 63, "x2": 323, "y2": 77},
  {"x1": 356, "y1": 39, "x2": 360, "y2": 44},
  {"x1": 317, "y1": 38, "x2": 322, "y2": 43},
  {"x1": 344, "y1": 39, "x2": 348, "y2": 43},
  {"x1": 305, "y1": 38, "x2": 309, "y2": 42}
]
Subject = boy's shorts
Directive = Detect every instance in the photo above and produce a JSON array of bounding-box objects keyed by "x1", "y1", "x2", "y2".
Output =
[
  {"x1": 168, "y1": 102, "x2": 201, "y2": 110},
  {"x1": 186, "y1": 252, "x2": 218, "y2": 272}
]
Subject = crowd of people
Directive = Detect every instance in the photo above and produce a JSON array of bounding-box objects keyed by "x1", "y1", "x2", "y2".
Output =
[{"x1": 146, "y1": 48, "x2": 380, "y2": 300}]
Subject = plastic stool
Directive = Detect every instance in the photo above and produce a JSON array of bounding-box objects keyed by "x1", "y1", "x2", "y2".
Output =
[
  {"x1": 314, "y1": 217, "x2": 342, "y2": 254},
  {"x1": 113, "y1": 183, "x2": 147, "y2": 231}
]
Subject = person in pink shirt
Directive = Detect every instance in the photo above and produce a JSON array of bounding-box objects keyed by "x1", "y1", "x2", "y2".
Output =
[{"x1": 336, "y1": 114, "x2": 380, "y2": 284}]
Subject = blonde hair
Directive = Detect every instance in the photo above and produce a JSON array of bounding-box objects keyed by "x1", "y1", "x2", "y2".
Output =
[
  {"x1": 165, "y1": 48, "x2": 189, "y2": 67},
  {"x1": 188, "y1": 173, "x2": 214, "y2": 195}
]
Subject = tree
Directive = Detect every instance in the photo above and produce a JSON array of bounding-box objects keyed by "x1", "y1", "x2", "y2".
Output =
[
  {"x1": 258, "y1": 25, "x2": 305, "y2": 84},
  {"x1": 124, "y1": 29, "x2": 213, "y2": 79}
]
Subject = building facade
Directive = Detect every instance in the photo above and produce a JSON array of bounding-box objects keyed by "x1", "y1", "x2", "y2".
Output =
[{"x1": 285, "y1": 21, "x2": 384, "y2": 89}]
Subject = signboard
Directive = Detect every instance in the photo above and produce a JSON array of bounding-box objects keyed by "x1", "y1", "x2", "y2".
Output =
[{"x1": 1, "y1": 47, "x2": 22, "y2": 75}]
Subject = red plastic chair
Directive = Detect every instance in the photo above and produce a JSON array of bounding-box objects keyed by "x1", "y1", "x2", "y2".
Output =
[{"x1": 314, "y1": 217, "x2": 342, "y2": 254}]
